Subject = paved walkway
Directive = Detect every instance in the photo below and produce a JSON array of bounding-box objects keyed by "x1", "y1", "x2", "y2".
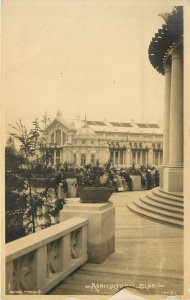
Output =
[{"x1": 49, "y1": 191, "x2": 183, "y2": 298}]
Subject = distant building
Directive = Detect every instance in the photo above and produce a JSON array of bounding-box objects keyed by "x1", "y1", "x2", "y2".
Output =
[{"x1": 39, "y1": 110, "x2": 163, "y2": 168}]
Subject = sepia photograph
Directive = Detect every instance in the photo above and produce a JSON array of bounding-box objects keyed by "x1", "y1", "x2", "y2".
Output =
[{"x1": 1, "y1": 0, "x2": 189, "y2": 299}]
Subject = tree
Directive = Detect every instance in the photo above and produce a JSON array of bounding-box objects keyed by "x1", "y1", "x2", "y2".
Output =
[
  {"x1": 5, "y1": 136, "x2": 25, "y2": 172},
  {"x1": 9, "y1": 119, "x2": 40, "y2": 165},
  {"x1": 8, "y1": 119, "x2": 42, "y2": 233},
  {"x1": 31, "y1": 118, "x2": 42, "y2": 141}
]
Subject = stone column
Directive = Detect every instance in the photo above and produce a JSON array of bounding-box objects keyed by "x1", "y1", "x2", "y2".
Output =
[
  {"x1": 168, "y1": 50, "x2": 183, "y2": 166},
  {"x1": 148, "y1": 146, "x2": 153, "y2": 167},
  {"x1": 160, "y1": 64, "x2": 171, "y2": 188},
  {"x1": 162, "y1": 63, "x2": 172, "y2": 165},
  {"x1": 135, "y1": 151, "x2": 137, "y2": 166},
  {"x1": 125, "y1": 147, "x2": 131, "y2": 167},
  {"x1": 163, "y1": 48, "x2": 183, "y2": 192},
  {"x1": 54, "y1": 150, "x2": 56, "y2": 165}
]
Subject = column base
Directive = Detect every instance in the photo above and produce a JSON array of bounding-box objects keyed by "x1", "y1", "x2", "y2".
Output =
[
  {"x1": 60, "y1": 202, "x2": 115, "y2": 263},
  {"x1": 159, "y1": 165, "x2": 165, "y2": 189},
  {"x1": 163, "y1": 166, "x2": 183, "y2": 192}
]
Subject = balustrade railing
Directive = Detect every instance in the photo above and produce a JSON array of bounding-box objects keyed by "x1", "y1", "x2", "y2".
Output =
[{"x1": 6, "y1": 217, "x2": 88, "y2": 295}]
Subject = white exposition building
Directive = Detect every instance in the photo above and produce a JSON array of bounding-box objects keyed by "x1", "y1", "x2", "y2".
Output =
[{"x1": 39, "y1": 110, "x2": 163, "y2": 168}]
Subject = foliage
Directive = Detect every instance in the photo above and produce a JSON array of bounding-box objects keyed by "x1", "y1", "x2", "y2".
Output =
[
  {"x1": 5, "y1": 137, "x2": 25, "y2": 172},
  {"x1": 75, "y1": 164, "x2": 113, "y2": 188},
  {"x1": 158, "y1": 6, "x2": 182, "y2": 22},
  {"x1": 5, "y1": 177, "x2": 65, "y2": 242},
  {"x1": 9, "y1": 119, "x2": 39, "y2": 162},
  {"x1": 5, "y1": 117, "x2": 64, "y2": 242}
]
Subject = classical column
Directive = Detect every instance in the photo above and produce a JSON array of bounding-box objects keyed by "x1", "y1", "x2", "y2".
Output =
[
  {"x1": 148, "y1": 146, "x2": 153, "y2": 167},
  {"x1": 113, "y1": 151, "x2": 115, "y2": 165},
  {"x1": 125, "y1": 147, "x2": 131, "y2": 167},
  {"x1": 54, "y1": 150, "x2": 56, "y2": 165},
  {"x1": 162, "y1": 63, "x2": 172, "y2": 165},
  {"x1": 135, "y1": 151, "x2": 137, "y2": 165},
  {"x1": 168, "y1": 49, "x2": 183, "y2": 167},
  {"x1": 118, "y1": 151, "x2": 121, "y2": 166},
  {"x1": 163, "y1": 48, "x2": 183, "y2": 192}
]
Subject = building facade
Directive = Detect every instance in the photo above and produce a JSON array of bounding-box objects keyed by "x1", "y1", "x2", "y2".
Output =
[{"x1": 39, "y1": 110, "x2": 163, "y2": 168}]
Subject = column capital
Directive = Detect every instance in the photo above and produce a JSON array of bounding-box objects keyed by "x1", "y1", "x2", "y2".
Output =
[
  {"x1": 164, "y1": 63, "x2": 172, "y2": 74},
  {"x1": 171, "y1": 47, "x2": 183, "y2": 61}
]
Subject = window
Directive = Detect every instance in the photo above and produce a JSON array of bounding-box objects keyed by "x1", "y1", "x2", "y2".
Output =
[
  {"x1": 56, "y1": 130, "x2": 61, "y2": 145},
  {"x1": 115, "y1": 152, "x2": 118, "y2": 164},
  {"x1": 56, "y1": 150, "x2": 61, "y2": 164},
  {"x1": 50, "y1": 132, "x2": 54, "y2": 144},
  {"x1": 139, "y1": 143, "x2": 142, "y2": 148},
  {"x1": 157, "y1": 143, "x2": 161, "y2": 149},
  {"x1": 142, "y1": 151, "x2": 146, "y2": 165},
  {"x1": 110, "y1": 151, "x2": 114, "y2": 161},
  {"x1": 73, "y1": 154, "x2": 77, "y2": 165},
  {"x1": 132, "y1": 151, "x2": 136, "y2": 162},
  {"x1": 91, "y1": 154, "x2": 95, "y2": 164},
  {"x1": 81, "y1": 154, "x2": 86, "y2": 165},
  {"x1": 137, "y1": 152, "x2": 141, "y2": 165},
  {"x1": 154, "y1": 152, "x2": 159, "y2": 165},
  {"x1": 62, "y1": 132, "x2": 66, "y2": 144},
  {"x1": 91, "y1": 140, "x2": 94, "y2": 144},
  {"x1": 120, "y1": 151, "x2": 123, "y2": 164},
  {"x1": 134, "y1": 143, "x2": 137, "y2": 148},
  {"x1": 82, "y1": 140, "x2": 85, "y2": 144}
]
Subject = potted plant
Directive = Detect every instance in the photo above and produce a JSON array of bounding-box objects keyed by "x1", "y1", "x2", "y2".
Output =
[{"x1": 75, "y1": 163, "x2": 114, "y2": 203}]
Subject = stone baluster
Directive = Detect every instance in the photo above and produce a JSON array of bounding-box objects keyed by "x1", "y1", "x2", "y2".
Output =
[
  {"x1": 36, "y1": 245, "x2": 47, "y2": 289},
  {"x1": 61, "y1": 234, "x2": 71, "y2": 269},
  {"x1": 77, "y1": 225, "x2": 88, "y2": 257}
]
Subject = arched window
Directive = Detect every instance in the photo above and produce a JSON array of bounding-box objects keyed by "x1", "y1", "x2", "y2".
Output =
[
  {"x1": 73, "y1": 154, "x2": 77, "y2": 165},
  {"x1": 91, "y1": 154, "x2": 95, "y2": 165},
  {"x1": 81, "y1": 154, "x2": 86, "y2": 166},
  {"x1": 62, "y1": 132, "x2": 67, "y2": 144},
  {"x1": 50, "y1": 132, "x2": 54, "y2": 144},
  {"x1": 56, "y1": 130, "x2": 61, "y2": 145}
]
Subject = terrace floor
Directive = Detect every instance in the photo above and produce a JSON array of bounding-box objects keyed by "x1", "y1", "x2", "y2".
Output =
[{"x1": 49, "y1": 191, "x2": 183, "y2": 299}]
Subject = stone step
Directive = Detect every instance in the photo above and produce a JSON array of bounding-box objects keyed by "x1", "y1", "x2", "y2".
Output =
[
  {"x1": 146, "y1": 193, "x2": 184, "y2": 209},
  {"x1": 134, "y1": 200, "x2": 183, "y2": 220},
  {"x1": 127, "y1": 202, "x2": 183, "y2": 228},
  {"x1": 158, "y1": 188, "x2": 183, "y2": 198},
  {"x1": 152, "y1": 188, "x2": 183, "y2": 202},
  {"x1": 140, "y1": 197, "x2": 184, "y2": 214}
]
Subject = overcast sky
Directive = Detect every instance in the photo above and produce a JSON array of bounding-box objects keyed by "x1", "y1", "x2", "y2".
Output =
[{"x1": 2, "y1": 0, "x2": 175, "y2": 131}]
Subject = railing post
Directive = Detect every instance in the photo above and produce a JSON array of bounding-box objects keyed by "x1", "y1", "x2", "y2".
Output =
[{"x1": 35, "y1": 245, "x2": 47, "y2": 290}]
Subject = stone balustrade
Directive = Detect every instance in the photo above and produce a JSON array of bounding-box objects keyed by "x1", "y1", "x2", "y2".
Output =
[{"x1": 6, "y1": 217, "x2": 88, "y2": 295}]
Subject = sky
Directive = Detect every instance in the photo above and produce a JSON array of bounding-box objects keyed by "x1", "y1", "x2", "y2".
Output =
[{"x1": 2, "y1": 0, "x2": 176, "y2": 131}]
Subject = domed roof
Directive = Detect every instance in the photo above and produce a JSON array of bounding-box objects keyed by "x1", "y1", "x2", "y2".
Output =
[{"x1": 75, "y1": 124, "x2": 96, "y2": 139}]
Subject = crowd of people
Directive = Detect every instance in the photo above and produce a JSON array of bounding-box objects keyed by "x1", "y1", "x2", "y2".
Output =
[
  {"x1": 55, "y1": 163, "x2": 160, "y2": 193},
  {"x1": 111, "y1": 166, "x2": 160, "y2": 192}
]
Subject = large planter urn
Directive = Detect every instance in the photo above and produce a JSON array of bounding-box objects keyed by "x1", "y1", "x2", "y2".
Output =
[{"x1": 78, "y1": 186, "x2": 114, "y2": 203}]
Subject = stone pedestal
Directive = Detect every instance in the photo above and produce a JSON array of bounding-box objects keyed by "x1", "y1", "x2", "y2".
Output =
[
  {"x1": 130, "y1": 175, "x2": 142, "y2": 191},
  {"x1": 163, "y1": 167, "x2": 183, "y2": 192},
  {"x1": 60, "y1": 202, "x2": 115, "y2": 263}
]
